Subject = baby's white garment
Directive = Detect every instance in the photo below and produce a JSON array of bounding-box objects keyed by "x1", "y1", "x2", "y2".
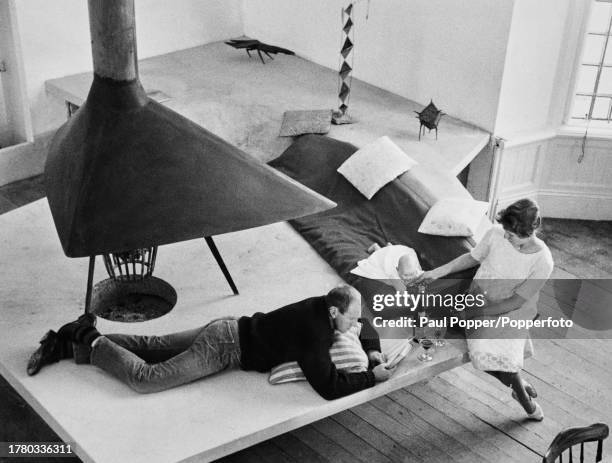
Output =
[{"x1": 350, "y1": 245, "x2": 421, "y2": 280}]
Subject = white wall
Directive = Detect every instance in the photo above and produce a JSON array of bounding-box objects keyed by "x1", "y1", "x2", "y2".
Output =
[
  {"x1": 493, "y1": 134, "x2": 612, "y2": 221},
  {"x1": 0, "y1": 0, "x2": 31, "y2": 146},
  {"x1": 243, "y1": 0, "x2": 514, "y2": 132},
  {"x1": 13, "y1": 0, "x2": 243, "y2": 135},
  {"x1": 539, "y1": 135, "x2": 612, "y2": 219},
  {"x1": 494, "y1": 0, "x2": 572, "y2": 136}
]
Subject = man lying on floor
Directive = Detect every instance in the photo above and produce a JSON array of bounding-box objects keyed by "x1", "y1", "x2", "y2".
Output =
[{"x1": 27, "y1": 285, "x2": 394, "y2": 400}]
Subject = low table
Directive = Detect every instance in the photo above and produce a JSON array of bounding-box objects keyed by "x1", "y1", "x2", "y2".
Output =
[{"x1": 0, "y1": 200, "x2": 470, "y2": 463}]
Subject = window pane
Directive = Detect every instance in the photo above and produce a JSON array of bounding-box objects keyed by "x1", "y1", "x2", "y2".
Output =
[
  {"x1": 592, "y1": 97, "x2": 612, "y2": 119},
  {"x1": 589, "y1": 2, "x2": 612, "y2": 33},
  {"x1": 583, "y1": 35, "x2": 606, "y2": 62},
  {"x1": 576, "y1": 65, "x2": 598, "y2": 93},
  {"x1": 571, "y1": 1, "x2": 612, "y2": 126},
  {"x1": 572, "y1": 95, "x2": 592, "y2": 119},
  {"x1": 597, "y1": 67, "x2": 612, "y2": 93}
]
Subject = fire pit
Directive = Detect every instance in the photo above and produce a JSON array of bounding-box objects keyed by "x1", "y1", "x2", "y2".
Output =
[
  {"x1": 91, "y1": 278, "x2": 176, "y2": 322},
  {"x1": 89, "y1": 248, "x2": 176, "y2": 322}
]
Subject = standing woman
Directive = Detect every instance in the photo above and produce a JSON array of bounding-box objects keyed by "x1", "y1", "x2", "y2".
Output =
[{"x1": 413, "y1": 198, "x2": 554, "y2": 420}]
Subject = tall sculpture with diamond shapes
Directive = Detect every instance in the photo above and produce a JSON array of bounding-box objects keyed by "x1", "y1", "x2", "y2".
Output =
[{"x1": 332, "y1": 3, "x2": 355, "y2": 125}]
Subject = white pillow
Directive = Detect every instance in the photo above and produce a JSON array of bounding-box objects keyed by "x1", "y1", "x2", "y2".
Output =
[
  {"x1": 337, "y1": 136, "x2": 418, "y2": 199},
  {"x1": 418, "y1": 198, "x2": 489, "y2": 237}
]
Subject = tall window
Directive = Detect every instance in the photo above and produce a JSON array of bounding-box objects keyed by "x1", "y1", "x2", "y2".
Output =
[{"x1": 571, "y1": 0, "x2": 612, "y2": 126}]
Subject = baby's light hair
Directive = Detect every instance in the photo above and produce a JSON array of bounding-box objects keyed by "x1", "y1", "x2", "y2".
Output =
[{"x1": 397, "y1": 253, "x2": 422, "y2": 278}]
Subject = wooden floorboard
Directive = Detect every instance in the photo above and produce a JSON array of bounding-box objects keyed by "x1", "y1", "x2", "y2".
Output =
[
  {"x1": 523, "y1": 356, "x2": 612, "y2": 419},
  {"x1": 217, "y1": 447, "x2": 267, "y2": 463},
  {"x1": 463, "y1": 363, "x2": 591, "y2": 430},
  {"x1": 332, "y1": 410, "x2": 419, "y2": 462},
  {"x1": 426, "y1": 374, "x2": 544, "y2": 458},
  {"x1": 368, "y1": 395, "x2": 485, "y2": 463},
  {"x1": 311, "y1": 418, "x2": 392, "y2": 463},
  {"x1": 290, "y1": 425, "x2": 357, "y2": 463},
  {"x1": 2, "y1": 177, "x2": 611, "y2": 463},
  {"x1": 387, "y1": 388, "x2": 511, "y2": 462},
  {"x1": 251, "y1": 441, "x2": 296, "y2": 463},
  {"x1": 352, "y1": 401, "x2": 449, "y2": 462},
  {"x1": 273, "y1": 433, "x2": 330, "y2": 463},
  {"x1": 408, "y1": 380, "x2": 537, "y2": 462},
  {"x1": 547, "y1": 338, "x2": 612, "y2": 372}
]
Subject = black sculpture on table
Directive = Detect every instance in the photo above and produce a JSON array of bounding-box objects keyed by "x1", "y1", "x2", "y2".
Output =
[{"x1": 415, "y1": 100, "x2": 445, "y2": 140}]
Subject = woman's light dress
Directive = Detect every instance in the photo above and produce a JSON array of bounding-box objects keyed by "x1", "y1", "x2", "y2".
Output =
[{"x1": 467, "y1": 225, "x2": 554, "y2": 372}]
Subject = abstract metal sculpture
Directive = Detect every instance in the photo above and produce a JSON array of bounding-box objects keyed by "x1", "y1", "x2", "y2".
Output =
[
  {"x1": 332, "y1": 3, "x2": 355, "y2": 125},
  {"x1": 225, "y1": 38, "x2": 295, "y2": 64},
  {"x1": 415, "y1": 100, "x2": 444, "y2": 140}
]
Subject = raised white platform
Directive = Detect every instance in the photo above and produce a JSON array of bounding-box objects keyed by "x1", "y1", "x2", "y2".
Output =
[
  {"x1": 45, "y1": 41, "x2": 489, "y2": 178},
  {"x1": 0, "y1": 200, "x2": 469, "y2": 463}
]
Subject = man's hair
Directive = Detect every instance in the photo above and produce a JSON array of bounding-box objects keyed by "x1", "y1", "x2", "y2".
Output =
[
  {"x1": 496, "y1": 198, "x2": 541, "y2": 238},
  {"x1": 325, "y1": 285, "x2": 353, "y2": 314}
]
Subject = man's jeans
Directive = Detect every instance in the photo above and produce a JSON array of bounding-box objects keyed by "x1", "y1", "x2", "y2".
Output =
[{"x1": 90, "y1": 318, "x2": 241, "y2": 393}]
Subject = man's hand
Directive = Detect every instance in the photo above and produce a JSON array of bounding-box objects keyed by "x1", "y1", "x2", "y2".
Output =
[
  {"x1": 368, "y1": 350, "x2": 386, "y2": 366},
  {"x1": 372, "y1": 363, "x2": 395, "y2": 382}
]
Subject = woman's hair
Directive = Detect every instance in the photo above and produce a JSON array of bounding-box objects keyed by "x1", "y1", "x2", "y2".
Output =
[{"x1": 496, "y1": 198, "x2": 541, "y2": 238}]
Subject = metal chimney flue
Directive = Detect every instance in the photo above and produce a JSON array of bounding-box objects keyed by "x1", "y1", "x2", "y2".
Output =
[
  {"x1": 89, "y1": 0, "x2": 138, "y2": 82},
  {"x1": 44, "y1": 0, "x2": 335, "y2": 259}
]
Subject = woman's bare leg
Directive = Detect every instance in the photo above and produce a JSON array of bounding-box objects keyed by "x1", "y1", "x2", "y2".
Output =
[{"x1": 486, "y1": 370, "x2": 535, "y2": 413}]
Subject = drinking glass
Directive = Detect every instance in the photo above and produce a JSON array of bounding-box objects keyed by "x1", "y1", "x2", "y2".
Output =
[
  {"x1": 417, "y1": 338, "x2": 434, "y2": 362},
  {"x1": 434, "y1": 324, "x2": 447, "y2": 348}
]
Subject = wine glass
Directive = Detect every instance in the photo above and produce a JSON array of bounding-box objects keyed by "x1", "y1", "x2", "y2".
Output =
[
  {"x1": 417, "y1": 338, "x2": 434, "y2": 362},
  {"x1": 434, "y1": 324, "x2": 447, "y2": 348}
]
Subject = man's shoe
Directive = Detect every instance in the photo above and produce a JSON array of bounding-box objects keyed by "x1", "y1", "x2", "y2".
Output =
[
  {"x1": 73, "y1": 342, "x2": 92, "y2": 364},
  {"x1": 57, "y1": 313, "x2": 97, "y2": 342},
  {"x1": 27, "y1": 330, "x2": 71, "y2": 376},
  {"x1": 78, "y1": 313, "x2": 97, "y2": 327}
]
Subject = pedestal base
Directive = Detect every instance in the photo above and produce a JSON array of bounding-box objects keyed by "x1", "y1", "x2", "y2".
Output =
[{"x1": 331, "y1": 110, "x2": 355, "y2": 125}]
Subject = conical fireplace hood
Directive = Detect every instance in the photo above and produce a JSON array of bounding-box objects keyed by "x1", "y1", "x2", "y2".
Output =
[{"x1": 45, "y1": 0, "x2": 335, "y2": 258}]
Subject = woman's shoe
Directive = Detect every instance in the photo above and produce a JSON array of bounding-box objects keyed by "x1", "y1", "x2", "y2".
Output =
[{"x1": 526, "y1": 401, "x2": 544, "y2": 421}]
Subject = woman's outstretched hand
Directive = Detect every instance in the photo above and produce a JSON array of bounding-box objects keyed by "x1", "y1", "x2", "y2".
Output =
[{"x1": 406, "y1": 267, "x2": 444, "y2": 286}]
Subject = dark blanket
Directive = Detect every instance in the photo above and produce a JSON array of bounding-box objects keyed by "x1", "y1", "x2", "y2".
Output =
[{"x1": 269, "y1": 134, "x2": 475, "y2": 320}]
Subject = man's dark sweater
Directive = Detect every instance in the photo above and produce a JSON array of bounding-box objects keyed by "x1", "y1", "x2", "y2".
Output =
[{"x1": 238, "y1": 296, "x2": 381, "y2": 400}]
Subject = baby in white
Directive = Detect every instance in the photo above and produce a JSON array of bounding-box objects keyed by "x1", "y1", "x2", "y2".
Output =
[{"x1": 350, "y1": 243, "x2": 423, "y2": 291}]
